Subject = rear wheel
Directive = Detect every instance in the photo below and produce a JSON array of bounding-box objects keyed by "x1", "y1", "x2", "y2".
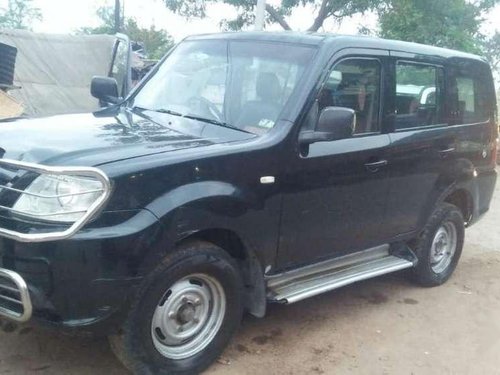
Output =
[
  {"x1": 410, "y1": 203, "x2": 465, "y2": 287},
  {"x1": 109, "y1": 241, "x2": 244, "y2": 374}
]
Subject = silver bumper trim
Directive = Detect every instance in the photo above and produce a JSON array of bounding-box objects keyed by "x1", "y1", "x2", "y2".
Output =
[
  {"x1": 0, "y1": 268, "x2": 32, "y2": 322},
  {"x1": 0, "y1": 159, "x2": 111, "y2": 243}
]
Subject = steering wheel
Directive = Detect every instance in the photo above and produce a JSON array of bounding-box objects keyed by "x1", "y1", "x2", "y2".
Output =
[{"x1": 186, "y1": 96, "x2": 224, "y2": 122}]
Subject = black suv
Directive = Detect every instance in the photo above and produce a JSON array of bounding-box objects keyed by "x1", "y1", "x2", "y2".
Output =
[{"x1": 0, "y1": 32, "x2": 497, "y2": 374}]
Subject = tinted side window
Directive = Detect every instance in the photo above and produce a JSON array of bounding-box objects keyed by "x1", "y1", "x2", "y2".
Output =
[
  {"x1": 394, "y1": 62, "x2": 444, "y2": 130},
  {"x1": 457, "y1": 77, "x2": 475, "y2": 113},
  {"x1": 318, "y1": 58, "x2": 381, "y2": 134},
  {"x1": 449, "y1": 66, "x2": 492, "y2": 124}
]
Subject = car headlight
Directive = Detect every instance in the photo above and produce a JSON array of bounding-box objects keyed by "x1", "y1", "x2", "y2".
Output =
[{"x1": 12, "y1": 174, "x2": 106, "y2": 223}]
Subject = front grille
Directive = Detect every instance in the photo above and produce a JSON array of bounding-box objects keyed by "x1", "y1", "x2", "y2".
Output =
[{"x1": 0, "y1": 268, "x2": 32, "y2": 322}]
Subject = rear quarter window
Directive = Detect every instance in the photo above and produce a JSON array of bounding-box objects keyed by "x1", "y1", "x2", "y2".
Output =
[{"x1": 448, "y1": 61, "x2": 495, "y2": 125}]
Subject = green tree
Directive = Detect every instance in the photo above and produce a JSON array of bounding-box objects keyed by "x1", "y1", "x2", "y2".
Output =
[
  {"x1": 0, "y1": 0, "x2": 42, "y2": 30},
  {"x1": 125, "y1": 18, "x2": 174, "y2": 59},
  {"x1": 79, "y1": 6, "x2": 117, "y2": 35},
  {"x1": 163, "y1": 0, "x2": 381, "y2": 31},
  {"x1": 377, "y1": 0, "x2": 498, "y2": 54},
  {"x1": 482, "y1": 31, "x2": 500, "y2": 72},
  {"x1": 80, "y1": 6, "x2": 174, "y2": 59}
]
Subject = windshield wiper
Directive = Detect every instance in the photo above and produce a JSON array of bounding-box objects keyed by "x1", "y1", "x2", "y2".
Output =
[
  {"x1": 130, "y1": 106, "x2": 183, "y2": 117},
  {"x1": 183, "y1": 114, "x2": 254, "y2": 135},
  {"x1": 129, "y1": 106, "x2": 254, "y2": 135}
]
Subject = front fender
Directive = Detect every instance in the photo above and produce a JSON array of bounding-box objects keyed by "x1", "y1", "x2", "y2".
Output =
[
  {"x1": 147, "y1": 180, "x2": 259, "y2": 220},
  {"x1": 141, "y1": 180, "x2": 278, "y2": 318},
  {"x1": 144, "y1": 180, "x2": 281, "y2": 272}
]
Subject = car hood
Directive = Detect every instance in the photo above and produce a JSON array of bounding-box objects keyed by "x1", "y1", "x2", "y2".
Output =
[{"x1": 0, "y1": 110, "x2": 254, "y2": 166}]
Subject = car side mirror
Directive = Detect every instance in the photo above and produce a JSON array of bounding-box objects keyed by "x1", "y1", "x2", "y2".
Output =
[
  {"x1": 299, "y1": 107, "x2": 356, "y2": 145},
  {"x1": 91, "y1": 76, "x2": 120, "y2": 105}
]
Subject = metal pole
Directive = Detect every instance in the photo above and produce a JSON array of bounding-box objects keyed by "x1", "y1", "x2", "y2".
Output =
[
  {"x1": 254, "y1": 0, "x2": 266, "y2": 31},
  {"x1": 114, "y1": 0, "x2": 121, "y2": 33}
]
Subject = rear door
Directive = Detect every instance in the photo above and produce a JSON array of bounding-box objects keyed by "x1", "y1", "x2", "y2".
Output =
[{"x1": 384, "y1": 53, "x2": 457, "y2": 238}]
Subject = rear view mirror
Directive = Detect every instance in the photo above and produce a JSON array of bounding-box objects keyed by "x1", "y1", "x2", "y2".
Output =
[
  {"x1": 91, "y1": 76, "x2": 120, "y2": 105},
  {"x1": 299, "y1": 107, "x2": 355, "y2": 145}
]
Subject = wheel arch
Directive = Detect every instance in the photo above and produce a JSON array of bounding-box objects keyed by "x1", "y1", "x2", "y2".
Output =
[
  {"x1": 442, "y1": 188, "x2": 473, "y2": 225},
  {"x1": 415, "y1": 178, "x2": 476, "y2": 241},
  {"x1": 176, "y1": 228, "x2": 267, "y2": 318},
  {"x1": 135, "y1": 181, "x2": 276, "y2": 318}
]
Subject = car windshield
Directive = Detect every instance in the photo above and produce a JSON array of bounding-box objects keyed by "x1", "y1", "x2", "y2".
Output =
[{"x1": 131, "y1": 39, "x2": 316, "y2": 135}]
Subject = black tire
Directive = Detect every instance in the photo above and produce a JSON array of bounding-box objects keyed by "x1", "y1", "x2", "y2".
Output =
[
  {"x1": 410, "y1": 203, "x2": 465, "y2": 287},
  {"x1": 109, "y1": 241, "x2": 244, "y2": 375}
]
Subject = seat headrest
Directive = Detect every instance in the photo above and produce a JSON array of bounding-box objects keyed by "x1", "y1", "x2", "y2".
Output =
[{"x1": 256, "y1": 73, "x2": 281, "y2": 102}]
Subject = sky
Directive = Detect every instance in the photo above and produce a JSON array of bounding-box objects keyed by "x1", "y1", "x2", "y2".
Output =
[
  {"x1": 24, "y1": 0, "x2": 374, "y2": 39},
  {"x1": 1, "y1": 0, "x2": 495, "y2": 42}
]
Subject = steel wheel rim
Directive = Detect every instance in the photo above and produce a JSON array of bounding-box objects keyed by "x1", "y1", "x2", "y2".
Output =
[
  {"x1": 151, "y1": 273, "x2": 226, "y2": 360},
  {"x1": 430, "y1": 221, "x2": 457, "y2": 274}
]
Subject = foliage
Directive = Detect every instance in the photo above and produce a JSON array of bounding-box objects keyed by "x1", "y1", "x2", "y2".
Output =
[
  {"x1": 80, "y1": 6, "x2": 174, "y2": 59},
  {"x1": 397, "y1": 64, "x2": 436, "y2": 87},
  {"x1": 0, "y1": 0, "x2": 42, "y2": 30},
  {"x1": 482, "y1": 31, "x2": 500, "y2": 71},
  {"x1": 163, "y1": 0, "x2": 381, "y2": 31},
  {"x1": 79, "y1": 6, "x2": 117, "y2": 35},
  {"x1": 124, "y1": 19, "x2": 174, "y2": 59},
  {"x1": 377, "y1": 0, "x2": 498, "y2": 54}
]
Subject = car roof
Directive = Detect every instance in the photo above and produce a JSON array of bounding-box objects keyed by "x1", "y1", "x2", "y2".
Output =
[{"x1": 186, "y1": 31, "x2": 486, "y2": 63}]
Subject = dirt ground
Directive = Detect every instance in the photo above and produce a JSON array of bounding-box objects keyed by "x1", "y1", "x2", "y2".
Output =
[{"x1": 0, "y1": 180, "x2": 499, "y2": 375}]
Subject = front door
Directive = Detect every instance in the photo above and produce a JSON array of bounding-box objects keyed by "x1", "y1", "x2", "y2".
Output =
[{"x1": 277, "y1": 55, "x2": 392, "y2": 269}]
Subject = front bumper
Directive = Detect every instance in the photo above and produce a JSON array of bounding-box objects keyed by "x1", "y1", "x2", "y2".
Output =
[
  {"x1": 0, "y1": 268, "x2": 32, "y2": 322},
  {"x1": 0, "y1": 209, "x2": 163, "y2": 334}
]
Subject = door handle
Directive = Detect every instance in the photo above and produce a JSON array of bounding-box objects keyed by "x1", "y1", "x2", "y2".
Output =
[
  {"x1": 364, "y1": 159, "x2": 388, "y2": 172},
  {"x1": 438, "y1": 147, "x2": 455, "y2": 157}
]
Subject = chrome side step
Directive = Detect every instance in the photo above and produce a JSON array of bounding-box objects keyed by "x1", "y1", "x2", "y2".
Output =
[{"x1": 266, "y1": 245, "x2": 415, "y2": 304}]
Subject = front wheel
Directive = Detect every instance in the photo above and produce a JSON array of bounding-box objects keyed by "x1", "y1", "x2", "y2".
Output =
[
  {"x1": 110, "y1": 241, "x2": 244, "y2": 374},
  {"x1": 410, "y1": 203, "x2": 465, "y2": 287}
]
